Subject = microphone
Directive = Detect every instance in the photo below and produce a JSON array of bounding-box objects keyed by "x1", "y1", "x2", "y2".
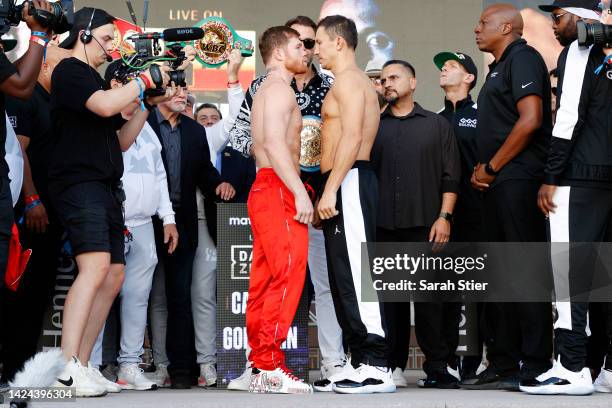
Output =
[
  {"x1": 129, "y1": 27, "x2": 205, "y2": 42},
  {"x1": 93, "y1": 36, "x2": 113, "y2": 62}
]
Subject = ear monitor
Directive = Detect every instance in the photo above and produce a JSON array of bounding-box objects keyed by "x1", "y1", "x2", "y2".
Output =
[{"x1": 80, "y1": 8, "x2": 96, "y2": 44}]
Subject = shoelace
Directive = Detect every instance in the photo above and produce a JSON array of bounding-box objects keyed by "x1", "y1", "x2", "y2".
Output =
[{"x1": 280, "y1": 367, "x2": 302, "y2": 382}]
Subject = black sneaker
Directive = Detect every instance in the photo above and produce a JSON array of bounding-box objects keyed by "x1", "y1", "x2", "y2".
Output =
[
  {"x1": 417, "y1": 371, "x2": 459, "y2": 389},
  {"x1": 497, "y1": 374, "x2": 520, "y2": 391},
  {"x1": 170, "y1": 375, "x2": 192, "y2": 389},
  {"x1": 459, "y1": 367, "x2": 516, "y2": 390}
]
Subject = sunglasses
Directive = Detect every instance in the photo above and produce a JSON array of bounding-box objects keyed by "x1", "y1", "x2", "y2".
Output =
[
  {"x1": 550, "y1": 11, "x2": 568, "y2": 23},
  {"x1": 301, "y1": 38, "x2": 315, "y2": 50}
]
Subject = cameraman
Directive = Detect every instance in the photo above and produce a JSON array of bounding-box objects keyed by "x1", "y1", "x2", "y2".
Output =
[
  {"x1": 0, "y1": 0, "x2": 54, "y2": 321},
  {"x1": 46, "y1": 7, "x2": 172, "y2": 397},
  {"x1": 523, "y1": 3, "x2": 612, "y2": 396}
]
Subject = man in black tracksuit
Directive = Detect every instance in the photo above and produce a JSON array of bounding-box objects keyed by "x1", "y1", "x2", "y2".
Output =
[
  {"x1": 436, "y1": 51, "x2": 484, "y2": 380},
  {"x1": 520, "y1": 29, "x2": 612, "y2": 395}
]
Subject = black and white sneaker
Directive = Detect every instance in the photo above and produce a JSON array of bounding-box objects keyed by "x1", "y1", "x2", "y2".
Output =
[
  {"x1": 519, "y1": 356, "x2": 593, "y2": 395},
  {"x1": 313, "y1": 362, "x2": 354, "y2": 392},
  {"x1": 417, "y1": 366, "x2": 461, "y2": 389},
  {"x1": 332, "y1": 364, "x2": 396, "y2": 394}
]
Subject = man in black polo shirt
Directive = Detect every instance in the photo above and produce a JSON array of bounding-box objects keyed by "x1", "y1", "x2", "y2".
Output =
[
  {"x1": 1, "y1": 45, "x2": 69, "y2": 384},
  {"x1": 373, "y1": 59, "x2": 461, "y2": 389},
  {"x1": 435, "y1": 51, "x2": 484, "y2": 380},
  {"x1": 460, "y1": 4, "x2": 553, "y2": 390}
]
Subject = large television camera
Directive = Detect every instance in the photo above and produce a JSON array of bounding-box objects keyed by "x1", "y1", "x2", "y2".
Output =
[
  {"x1": 0, "y1": 0, "x2": 72, "y2": 35},
  {"x1": 110, "y1": 27, "x2": 204, "y2": 96}
]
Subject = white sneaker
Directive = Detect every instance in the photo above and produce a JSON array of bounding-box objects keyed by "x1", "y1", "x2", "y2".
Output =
[
  {"x1": 198, "y1": 364, "x2": 217, "y2": 388},
  {"x1": 145, "y1": 364, "x2": 171, "y2": 388},
  {"x1": 313, "y1": 361, "x2": 355, "y2": 392},
  {"x1": 52, "y1": 356, "x2": 107, "y2": 398},
  {"x1": 332, "y1": 364, "x2": 396, "y2": 394},
  {"x1": 519, "y1": 356, "x2": 593, "y2": 395},
  {"x1": 228, "y1": 364, "x2": 252, "y2": 391},
  {"x1": 249, "y1": 367, "x2": 313, "y2": 394},
  {"x1": 392, "y1": 367, "x2": 408, "y2": 388},
  {"x1": 594, "y1": 368, "x2": 612, "y2": 393},
  {"x1": 117, "y1": 363, "x2": 158, "y2": 391},
  {"x1": 86, "y1": 363, "x2": 122, "y2": 393}
]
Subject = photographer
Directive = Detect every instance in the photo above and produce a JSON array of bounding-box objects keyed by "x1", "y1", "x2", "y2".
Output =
[
  {"x1": 522, "y1": 2, "x2": 612, "y2": 396},
  {"x1": 0, "y1": 0, "x2": 54, "y2": 328},
  {"x1": 46, "y1": 7, "x2": 172, "y2": 397}
]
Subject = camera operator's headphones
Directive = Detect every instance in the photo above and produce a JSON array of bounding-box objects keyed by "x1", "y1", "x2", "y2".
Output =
[{"x1": 80, "y1": 8, "x2": 96, "y2": 45}]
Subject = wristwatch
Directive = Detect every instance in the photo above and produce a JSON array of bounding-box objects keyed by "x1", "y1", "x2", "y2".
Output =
[
  {"x1": 439, "y1": 212, "x2": 453, "y2": 222},
  {"x1": 484, "y1": 162, "x2": 499, "y2": 176}
]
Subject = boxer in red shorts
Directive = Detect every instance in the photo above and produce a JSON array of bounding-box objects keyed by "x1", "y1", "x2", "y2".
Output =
[{"x1": 245, "y1": 26, "x2": 314, "y2": 394}]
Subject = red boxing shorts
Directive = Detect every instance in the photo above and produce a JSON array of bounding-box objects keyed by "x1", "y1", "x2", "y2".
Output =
[{"x1": 246, "y1": 168, "x2": 308, "y2": 371}]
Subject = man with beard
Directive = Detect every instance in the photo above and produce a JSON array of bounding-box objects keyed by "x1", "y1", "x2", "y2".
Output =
[
  {"x1": 147, "y1": 86, "x2": 235, "y2": 389},
  {"x1": 539, "y1": 0, "x2": 601, "y2": 47},
  {"x1": 314, "y1": 15, "x2": 395, "y2": 394},
  {"x1": 373, "y1": 59, "x2": 461, "y2": 389},
  {"x1": 245, "y1": 26, "x2": 313, "y2": 394},
  {"x1": 521, "y1": 1, "x2": 612, "y2": 396},
  {"x1": 228, "y1": 16, "x2": 344, "y2": 392}
]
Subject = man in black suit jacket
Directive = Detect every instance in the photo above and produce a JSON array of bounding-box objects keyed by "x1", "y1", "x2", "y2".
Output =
[
  {"x1": 147, "y1": 87, "x2": 234, "y2": 388},
  {"x1": 219, "y1": 145, "x2": 256, "y2": 204}
]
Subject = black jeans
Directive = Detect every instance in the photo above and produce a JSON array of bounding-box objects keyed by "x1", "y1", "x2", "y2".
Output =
[
  {"x1": 453, "y1": 211, "x2": 486, "y2": 377},
  {"x1": 157, "y1": 209, "x2": 197, "y2": 377},
  {"x1": 482, "y1": 179, "x2": 552, "y2": 374},
  {"x1": 377, "y1": 226, "x2": 461, "y2": 374}
]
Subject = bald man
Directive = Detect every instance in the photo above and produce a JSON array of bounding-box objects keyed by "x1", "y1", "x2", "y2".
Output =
[{"x1": 460, "y1": 4, "x2": 553, "y2": 391}]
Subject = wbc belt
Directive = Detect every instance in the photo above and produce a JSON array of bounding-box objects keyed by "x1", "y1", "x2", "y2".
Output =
[
  {"x1": 300, "y1": 116, "x2": 322, "y2": 172},
  {"x1": 193, "y1": 17, "x2": 254, "y2": 68}
]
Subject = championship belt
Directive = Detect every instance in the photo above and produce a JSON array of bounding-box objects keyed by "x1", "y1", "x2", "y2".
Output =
[
  {"x1": 193, "y1": 17, "x2": 254, "y2": 68},
  {"x1": 300, "y1": 116, "x2": 322, "y2": 172}
]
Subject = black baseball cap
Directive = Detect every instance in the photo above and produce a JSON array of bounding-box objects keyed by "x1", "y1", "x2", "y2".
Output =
[
  {"x1": 59, "y1": 7, "x2": 116, "y2": 49},
  {"x1": 434, "y1": 51, "x2": 478, "y2": 89},
  {"x1": 538, "y1": 0, "x2": 601, "y2": 12}
]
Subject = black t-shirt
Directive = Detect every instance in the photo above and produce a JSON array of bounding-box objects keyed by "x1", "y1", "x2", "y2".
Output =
[
  {"x1": 49, "y1": 57, "x2": 125, "y2": 193},
  {"x1": 6, "y1": 83, "x2": 53, "y2": 201},
  {"x1": 477, "y1": 39, "x2": 552, "y2": 185},
  {"x1": 0, "y1": 51, "x2": 17, "y2": 179}
]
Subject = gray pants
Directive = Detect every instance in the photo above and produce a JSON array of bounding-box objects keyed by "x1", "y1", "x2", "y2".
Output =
[
  {"x1": 150, "y1": 257, "x2": 169, "y2": 366},
  {"x1": 309, "y1": 224, "x2": 345, "y2": 366},
  {"x1": 91, "y1": 222, "x2": 158, "y2": 365},
  {"x1": 192, "y1": 219, "x2": 217, "y2": 365}
]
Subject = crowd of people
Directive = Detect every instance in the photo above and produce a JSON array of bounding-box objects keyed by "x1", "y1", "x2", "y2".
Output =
[{"x1": 0, "y1": 0, "x2": 610, "y2": 401}]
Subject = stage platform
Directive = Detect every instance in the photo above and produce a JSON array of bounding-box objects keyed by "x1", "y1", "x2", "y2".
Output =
[{"x1": 3, "y1": 370, "x2": 610, "y2": 408}]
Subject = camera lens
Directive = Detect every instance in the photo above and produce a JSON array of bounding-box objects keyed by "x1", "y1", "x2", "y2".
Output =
[{"x1": 169, "y1": 70, "x2": 186, "y2": 88}]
